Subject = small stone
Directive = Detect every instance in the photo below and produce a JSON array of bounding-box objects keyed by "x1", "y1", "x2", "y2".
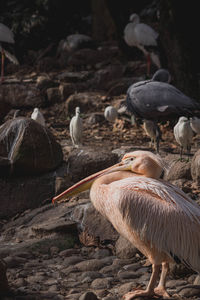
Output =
[{"x1": 79, "y1": 291, "x2": 99, "y2": 300}]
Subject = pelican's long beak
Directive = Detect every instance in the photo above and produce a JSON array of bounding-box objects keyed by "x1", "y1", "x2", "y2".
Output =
[{"x1": 52, "y1": 159, "x2": 132, "y2": 204}]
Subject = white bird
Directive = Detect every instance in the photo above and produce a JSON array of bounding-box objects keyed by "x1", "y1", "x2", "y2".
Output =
[
  {"x1": 0, "y1": 23, "x2": 19, "y2": 82},
  {"x1": 124, "y1": 13, "x2": 161, "y2": 76},
  {"x1": 190, "y1": 117, "x2": 200, "y2": 134},
  {"x1": 104, "y1": 106, "x2": 118, "y2": 123},
  {"x1": 70, "y1": 106, "x2": 83, "y2": 148},
  {"x1": 143, "y1": 119, "x2": 161, "y2": 153},
  {"x1": 173, "y1": 116, "x2": 194, "y2": 160},
  {"x1": 53, "y1": 150, "x2": 200, "y2": 299},
  {"x1": 31, "y1": 108, "x2": 45, "y2": 126}
]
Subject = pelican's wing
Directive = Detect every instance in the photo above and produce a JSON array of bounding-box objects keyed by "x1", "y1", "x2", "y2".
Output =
[{"x1": 110, "y1": 176, "x2": 200, "y2": 272}]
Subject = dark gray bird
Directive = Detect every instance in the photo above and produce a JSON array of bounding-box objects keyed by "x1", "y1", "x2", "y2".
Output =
[
  {"x1": 126, "y1": 70, "x2": 200, "y2": 122},
  {"x1": 0, "y1": 23, "x2": 19, "y2": 82}
]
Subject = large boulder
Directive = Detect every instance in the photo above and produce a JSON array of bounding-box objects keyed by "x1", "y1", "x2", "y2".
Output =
[
  {"x1": 0, "y1": 83, "x2": 45, "y2": 107},
  {"x1": 66, "y1": 148, "x2": 119, "y2": 183},
  {"x1": 0, "y1": 259, "x2": 9, "y2": 293},
  {"x1": 0, "y1": 117, "x2": 63, "y2": 175}
]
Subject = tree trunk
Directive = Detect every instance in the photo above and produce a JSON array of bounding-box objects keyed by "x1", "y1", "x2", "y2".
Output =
[{"x1": 158, "y1": 1, "x2": 200, "y2": 99}]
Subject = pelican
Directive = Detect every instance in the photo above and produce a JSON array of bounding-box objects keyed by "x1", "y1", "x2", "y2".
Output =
[
  {"x1": 0, "y1": 23, "x2": 19, "y2": 82},
  {"x1": 69, "y1": 106, "x2": 83, "y2": 148},
  {"x1": 143, "y1": 119, "x2": 161, "y2": 153},
  {"x1": 124, "y1": 13, "x2": 161, "y2": 76},
  {"x1": 31, "y1": 108, "x2": 45, "y2": 126},
  {"x1": 104, "y1": 106, "x2": 118, "y2": 123},
  {"x1": 173, "y1": 116, "x2": 194, "y2": 160},
  {"x1": 52, "y1": 150, "x2": 200, "y2": 299}
]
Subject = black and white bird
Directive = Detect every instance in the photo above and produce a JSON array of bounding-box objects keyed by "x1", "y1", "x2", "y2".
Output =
[
  {"x1": 69, "y1": 106, "x2": 83, "y2": 148},
  {"x1": 104, "y1": 106, "x2": 118, "y2": 123},
  {"x1": 173, "y1": 116, "x2": 194, "y2": 160},
  {"x1": 124, "y1": 13, "x2": 161, "y2": 75},
  {"x1": 126, "y1": 70, "x2": 200, "y2": 123},
  {"x1": 0, "y1": 23, "x2": 19, "y2": 82},
  {"x1": 143, "y1": 119, "x2": 161, "y2": 153},
  {"x1": 31, "y1": 108, "x2": 45, "y2": 126}
]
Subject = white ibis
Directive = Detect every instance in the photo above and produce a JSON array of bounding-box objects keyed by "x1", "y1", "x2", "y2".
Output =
[
  {"x1": 124, "y1": 13, "x2": 161, "y2": 76},
  {"x1": 0, "y1": 23, "x2": 19, "y2": 82},
  {"x1": 31, "y1": 108, "x2": 45, "y2": 126},
  {"x1": 173, "y1": 116, "x2": 194, "y2": 160},
  {"x1": 69, "y1": 106, "x2": 83, "y2": 148},
  {"x1": 104, "y1": 106, "x2": 118, "y2": 123}
]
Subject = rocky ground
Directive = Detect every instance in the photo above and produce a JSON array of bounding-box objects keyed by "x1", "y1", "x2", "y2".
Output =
[{"x1": 1, "y1": 38, "x2": 200, "y2": 300}]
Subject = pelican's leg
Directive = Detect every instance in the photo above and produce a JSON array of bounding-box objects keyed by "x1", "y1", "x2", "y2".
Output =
[
  {"x1": 1, "y1": 49, "x2": 5, "y2": 83},
  {"x1": 123, "y1": 264, "x2": 160, "y2": 299},
  {"x1": 154, "y1": 262, "x2": 170, "y2": 298}
]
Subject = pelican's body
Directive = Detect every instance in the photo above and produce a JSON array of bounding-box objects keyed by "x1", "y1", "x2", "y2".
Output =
[
  {"x1": 31, "y1": 108, "x2": 45, "y2": 126},
  {"x1": 70, "y1": 106, "x2": 83, "y2": 148},
  {"x1": 174, "y1": 116, "x2": 194, "y2": 159},
  {"x1": 124, "y1": 13, "x2": 161, "y2": 75},
  {"x1": 104, "y1": 105, "x2": 118, "y2": 123},
  {"x1": 143, "y1": 119, "x2": 161, "y2": 153},
  {"x1": 0, "y1": 23, "x2": 19, "y2": 82},
  {"x1": 53, "y1": 150, "x2": 200, "y2": 299}
]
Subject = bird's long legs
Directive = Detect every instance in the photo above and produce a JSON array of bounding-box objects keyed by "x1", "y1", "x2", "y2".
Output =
[
  {"x1": 146, "y1": 53, "x2": 151, "y2": 77},
  {"x1": 154, "y1": 262, "x2": 170, "y2": 298},
  {"x1": 123, "y1": 264, "x2": 160, "y2": 299},
  {"x1": 1, "y1": 49, "x2": 5, "y2": 83}
]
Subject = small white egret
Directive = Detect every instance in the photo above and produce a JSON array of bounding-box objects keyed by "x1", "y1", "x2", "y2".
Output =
[
  {"x1": 104, "y1": 106, "x2": 118, "y2": 123},
  {"x1": 31, "y1": 108, "x2": 45, "y2": 126},
  {"x1": 70, "y1": 106, "x2": 83, "y2": 148},
  {"x1": 124, "y1": 13, "x2": 161, "y2": 75},
  {"x1": 143, "y1": 119, "x2": 161, "y2": 153},
  {"x1": 0, "y1": 23, "x2": 19, "y2": 82},
  {"x1": 173, "y1": 116, "x2": 194, "y2": 160}
]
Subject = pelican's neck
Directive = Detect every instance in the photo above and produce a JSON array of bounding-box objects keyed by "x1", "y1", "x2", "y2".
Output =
[{"x1": 92, "y1": 170, "x2": 135, "y2": 188}]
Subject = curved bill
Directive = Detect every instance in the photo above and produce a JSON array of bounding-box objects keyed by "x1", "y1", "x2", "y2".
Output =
[{"x1": 52, "y1": 160, "x2": 132, "y2": 204}]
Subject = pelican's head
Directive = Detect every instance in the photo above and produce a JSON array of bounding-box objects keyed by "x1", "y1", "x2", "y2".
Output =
[
  {"x1": 52, "y1": 150, "x2": 166, "y2": 204},
  {"x1": 121, "y1": 151, "x2": 164, "y2": 179},
  {"x1": 34, "y1": 108, "x2": 39, "y2": 113}
]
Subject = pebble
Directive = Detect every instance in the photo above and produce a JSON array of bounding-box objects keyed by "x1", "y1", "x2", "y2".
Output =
[{"x1": 2, "y1": 246, "x2": 200, "y2": 299}]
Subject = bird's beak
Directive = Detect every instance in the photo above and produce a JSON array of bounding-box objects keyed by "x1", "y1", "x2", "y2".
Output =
[{"x1": 52, "y1": 160, "x2": 132, "y2": 204}]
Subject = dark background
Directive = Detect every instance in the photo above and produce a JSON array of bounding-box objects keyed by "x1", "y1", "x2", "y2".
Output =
[{"x1": 1, "y1": 0, "x2": 200, "y2": 99}]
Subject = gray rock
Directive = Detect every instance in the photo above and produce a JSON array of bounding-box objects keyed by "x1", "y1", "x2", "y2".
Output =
[
  {"x1": 79, "y1": 291, "x2": 99, "y2": 300},
  {"x1": 75, "y1": 259, "x2": 105, "y2": 272},
  {"x1": 90, "y1": 277, "x2": 113, "y2": 289},
  {"x1": 0, "y1": 117, "x2": 63, "y2": 175},
  {"x1": 115, "y1": 236, "x2": 137, "y2": 259}
]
